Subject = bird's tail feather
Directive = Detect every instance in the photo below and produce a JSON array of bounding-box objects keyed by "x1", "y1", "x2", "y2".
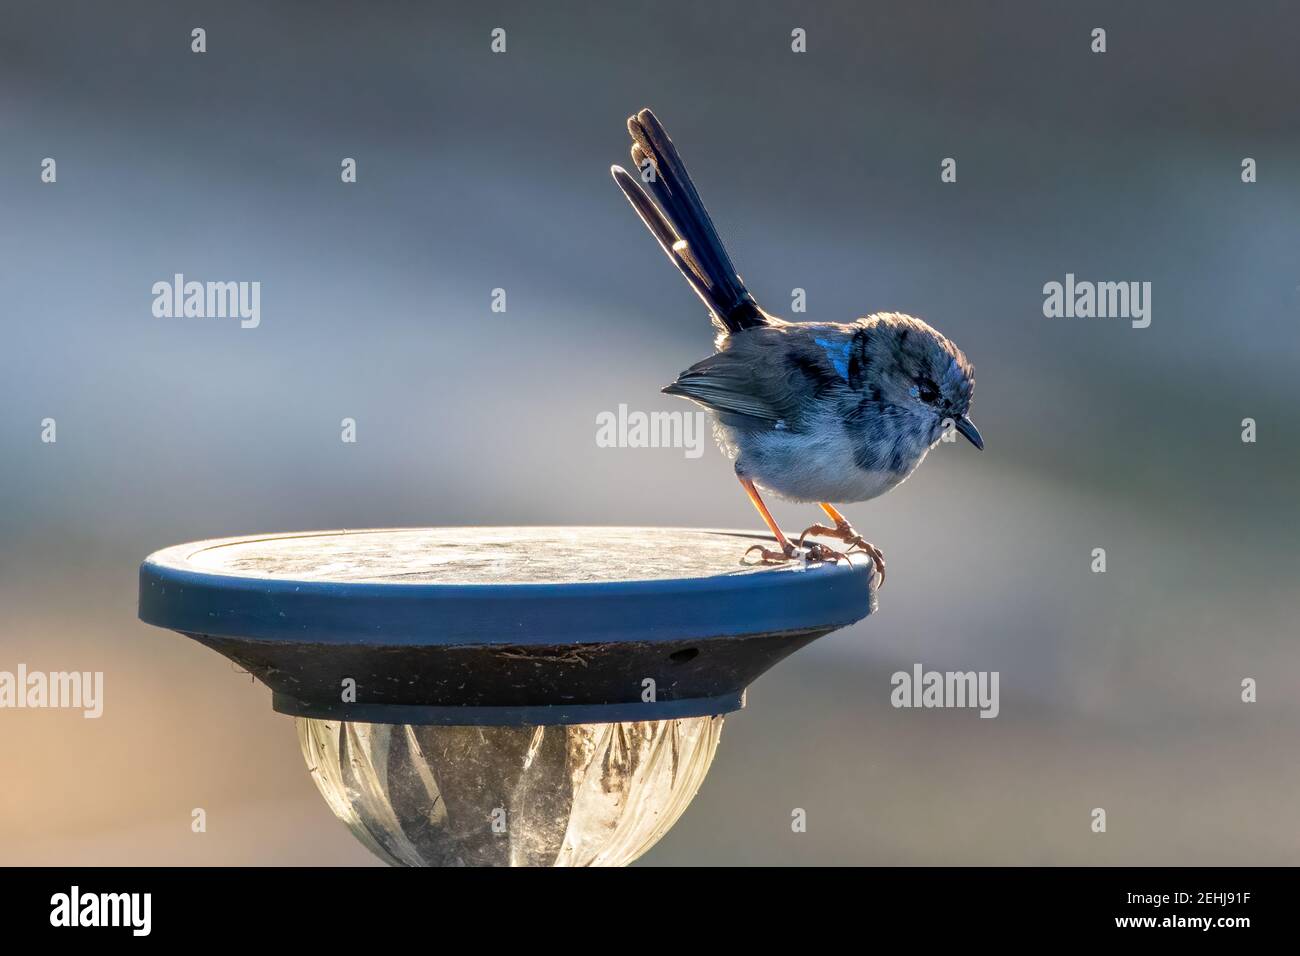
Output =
[{"x1": 612, "y1": 108, "x2": 766, "y2": 335}]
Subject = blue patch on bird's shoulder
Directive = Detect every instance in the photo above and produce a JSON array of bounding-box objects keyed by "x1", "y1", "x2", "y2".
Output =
[{"x1": 814, "y1": 337, "x2": 852, "y2": 381}]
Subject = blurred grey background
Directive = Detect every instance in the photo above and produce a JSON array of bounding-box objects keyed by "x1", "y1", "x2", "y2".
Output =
[{"x1": 2, "y1": 0, "x2": 1298, "y2": 864}]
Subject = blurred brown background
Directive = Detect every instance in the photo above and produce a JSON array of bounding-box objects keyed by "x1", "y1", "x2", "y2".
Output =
[{"x1": 2, "y1": 0, "x2": 1298, "y2": 864}]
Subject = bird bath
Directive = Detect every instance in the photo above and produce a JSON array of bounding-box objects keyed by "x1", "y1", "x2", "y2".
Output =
[{"x1": 138, "y1": 527, "x2": 876, "y2": 865}]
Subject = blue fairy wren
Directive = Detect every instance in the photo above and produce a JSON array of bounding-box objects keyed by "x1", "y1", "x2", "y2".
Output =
[{"x1": 611, "y1": 108, "x2": 984, "y2": 584}]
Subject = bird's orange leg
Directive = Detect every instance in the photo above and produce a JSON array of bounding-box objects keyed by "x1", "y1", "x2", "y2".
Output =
[
  {"x1": 796, "y1": 503, "x2": 887, "y2": 585},
  {"x1": 820, "y1": 502, "x2": 850, "y2": 526},
  {"x1": 740, "y1": 478, "x2": 845, "y2": 564},
  {"x1": 740, "y1": 477, "x2": 794, "y2": 562}
]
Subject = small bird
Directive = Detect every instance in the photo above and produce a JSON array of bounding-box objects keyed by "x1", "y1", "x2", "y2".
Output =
[{"x1": 611, "y1": 109, "x2": 983, "y2": 584}]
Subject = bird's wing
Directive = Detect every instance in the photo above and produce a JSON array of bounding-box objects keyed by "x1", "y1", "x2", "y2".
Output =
[
  {"x1": 665, "y1": 325, "x2": 864, "y2": 426},
  {"x1": 662, "y1": 352, "x2": 783, "y2": 423},
  {"x1": 662, "y1": 330, "x2": 827, "y2": 425}
]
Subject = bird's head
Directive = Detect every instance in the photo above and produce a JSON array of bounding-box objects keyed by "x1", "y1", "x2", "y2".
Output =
[{"x1": 861, "y1": 312, "x2": 982, "y2": 450}]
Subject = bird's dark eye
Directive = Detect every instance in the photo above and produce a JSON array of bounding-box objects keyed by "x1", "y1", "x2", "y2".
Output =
[{"x1": 916, "y1": 379, "x2": 940, "y2": 404}]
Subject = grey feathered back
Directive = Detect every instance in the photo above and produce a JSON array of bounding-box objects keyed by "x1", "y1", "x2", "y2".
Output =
[{"x1": 665, "y1": 313, "x2": 974, "y2": 436}]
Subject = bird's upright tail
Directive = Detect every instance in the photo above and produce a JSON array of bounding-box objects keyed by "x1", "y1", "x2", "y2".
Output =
[{"x1": 611, "y1": 108, "x2": 766, "y2": 335}]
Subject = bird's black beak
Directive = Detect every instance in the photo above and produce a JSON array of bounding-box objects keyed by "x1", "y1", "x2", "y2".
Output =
[{"x1": 955, "y1": 415, "x2": 984, "y2": 450}]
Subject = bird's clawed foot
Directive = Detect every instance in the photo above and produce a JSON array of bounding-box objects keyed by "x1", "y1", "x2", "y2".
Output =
[
  {"x1": 802, "y1": 541, "x2": 849, "y2": 564},
  {"x1": 796, "y1": 522, "x2": 887, "y2": 586},
  {"x1": 742, "y1": 540, "x2": 848, "y2": 565},
  {"x1": 736, "y1": 478, "x2": 852, "y2": 568},
  {"x1": 743, "y1": 541, "x2": 797, "y2": 564}
]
